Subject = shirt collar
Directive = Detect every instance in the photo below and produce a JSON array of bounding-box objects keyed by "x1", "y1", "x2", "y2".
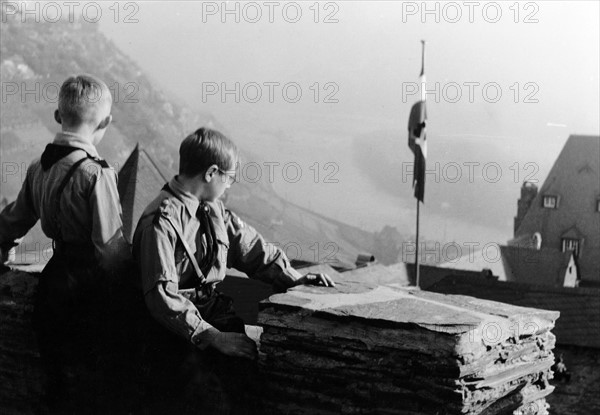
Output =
[
  {"x1": 52, "y1": 131, "x2": 100, "y2": 158},
  {"x1": 168, "y1": 176, "x2": 200, "y2": 218}
]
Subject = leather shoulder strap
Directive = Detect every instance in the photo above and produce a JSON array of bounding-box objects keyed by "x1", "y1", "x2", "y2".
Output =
[
  {"x1": 53, "y1": 156, "x2": 90, "y2": 242},
  {"x1": 158, "y1": 195, "x2": 206, "y2": 286}
]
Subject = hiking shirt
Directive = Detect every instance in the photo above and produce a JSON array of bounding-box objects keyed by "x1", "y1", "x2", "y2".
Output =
[
  {"x1": 0, "y1": 131, "x2": 129, "y2": 270},
  {"x1": 132, "y1": 176, "x2": 302, "y2": 348}
]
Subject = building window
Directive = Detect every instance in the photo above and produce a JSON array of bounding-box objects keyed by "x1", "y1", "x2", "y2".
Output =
[
  {"x1": 543, "y1": 195, "x2": 558, "y2": 209},
  {"x1": 562, "y1": 238, "x2": 580, "y2": 256},
  {"x1": 597, "y1": 199, "x2": 600, "y2": 212}
]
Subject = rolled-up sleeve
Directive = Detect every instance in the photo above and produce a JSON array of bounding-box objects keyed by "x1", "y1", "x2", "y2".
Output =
[
  {"x1": 136, "y1": 217, "x2": 179, "y2": 295},
  {"x1": 136, "y1": 217, "x2": 215, "y2": 346},
  {"x1": 145, "y1": 281, "x2": 216, "y2": 347},
  {"x1": 89, "y1": 167, "x2": 131, "y2": 271},
  {"x1": 224, "y1": 208, "x2": 301, "y2": 292}
]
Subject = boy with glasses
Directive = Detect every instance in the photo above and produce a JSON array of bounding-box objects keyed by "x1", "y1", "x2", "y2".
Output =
[{"x1": 133, "y1": 127, "x2": 334, "y2": 413}]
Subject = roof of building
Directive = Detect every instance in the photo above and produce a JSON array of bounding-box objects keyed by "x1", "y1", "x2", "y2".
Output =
[
  {"x1": 340, "y1": 262, "x2": 411, "y2": 286},
  {"x1": 440, "y1": 244, "x2": 576, "y2": 287},
  {"x1": 510, "y1": 135, "x2": 600, "y2": 282},
  {"x1": 428, "y1": 275, "x2": 600, "y2": 349},
  {"x1": 409, "y1": 263, "x2": 498, "y2": 289},
  {"x1": 117, "y1": 144, "x2": 172, "y2": 243},
  {"x1": 500, "y1": 245, "x2": 574, "y2": 286},
  {"x1": 337, "y1": 261, "x2": 493, "y2": 290},
  {"x1": 439, "y1": 247, "x2": 507, "y2": 280}
]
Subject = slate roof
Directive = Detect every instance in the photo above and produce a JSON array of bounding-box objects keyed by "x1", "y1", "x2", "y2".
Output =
[
  {"x1": 440, "y1": 245, "x2": 576, "y2": 287},
  {"x1": 117, "y1": 144, "x2": 172, "y2": 243},
  {"x1": 428, "y1": 275, "x2": 600, "y2": 349},
  {"x1": 500, "y1": 245, "x2": 575, "y2": 286},
  {"x1": 511, "y1": 135, "x2": 600, "y2": 283},
  {"x1": 341, "y1": 262, "x2": 411, "y2": 286},
  {"x1": 335, "y1": 261, "x2": 492, "y2": 290},
  {"x1": 439, "y1": 247, "x2": 508, "y2": 280},
  {"x1": 408, "y1": 263, "x2": 497, "y2": 289}
]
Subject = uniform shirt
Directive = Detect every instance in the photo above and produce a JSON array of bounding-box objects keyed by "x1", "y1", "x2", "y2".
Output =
[
  {"x1": 0, "y1": 132, "x2": 129, "y2": 271},
  {"x1": 132, "y1": 176, "x2": 302, "y2": 347}
]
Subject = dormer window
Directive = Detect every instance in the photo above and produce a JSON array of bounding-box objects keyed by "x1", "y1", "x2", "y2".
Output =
[
  {"x1": 543, "y1": 195, "x2": 558, "y2": 209},
  {"x1": 562, "y1": 238, "x2": 580, "y2": 256}
]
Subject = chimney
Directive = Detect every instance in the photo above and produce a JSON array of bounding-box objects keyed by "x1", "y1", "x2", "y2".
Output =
[
  {"x1": 514, "y1": 181, "x2": 538, "y2": 235},
  {"x1": 355, "y1": 253, "x2": 376, "y2": 268}
]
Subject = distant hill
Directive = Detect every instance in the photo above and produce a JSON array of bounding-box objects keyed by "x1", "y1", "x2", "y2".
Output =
[
  {"x1": 0, "y1": 9, "x2": 379, "y2": 268},
  {"x1": 0, "y1": 14, "x2": 213, "y2": 169}
]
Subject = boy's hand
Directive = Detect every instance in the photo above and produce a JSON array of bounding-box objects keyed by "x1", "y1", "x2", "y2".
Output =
[
  {"x1": 210, "y1": 332, "x2": 258, "y2": 360},
  {"x1": 295, "y1": 272, "x2": 336, "y2": 288},
  {"x1": 1, "y1": 246, "x2": 16, "y2": 264},
  {"x1": 0, "y1": 246, "x2": 13, "y2": 264}
]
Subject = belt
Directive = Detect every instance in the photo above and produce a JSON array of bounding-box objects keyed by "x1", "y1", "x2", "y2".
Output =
[{"x1": 179, "y1": 283, "x2": 217, "y2": 303}]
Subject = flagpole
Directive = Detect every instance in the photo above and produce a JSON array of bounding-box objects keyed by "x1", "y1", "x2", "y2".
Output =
[
  {"x1": 415, "y1": 39, "x2": 426, "y2": 289},
  {"x1": 415, "y1": 197, "x2": 421, "y2": 288}
]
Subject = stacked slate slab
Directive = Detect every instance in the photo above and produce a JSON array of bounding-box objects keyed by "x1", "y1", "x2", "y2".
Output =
[{"x1": 258, "y1": 279, "x2": 558, "y2": 415}]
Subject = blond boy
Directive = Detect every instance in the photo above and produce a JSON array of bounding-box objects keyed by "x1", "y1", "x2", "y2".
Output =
[{"x1": 0, "y1": 74, "x2": 129, "y2": 411}]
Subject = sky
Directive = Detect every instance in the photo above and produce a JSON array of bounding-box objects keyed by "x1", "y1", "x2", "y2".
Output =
[{"x1": 98, "y1": 0, "x2": 599, "y2": 248}]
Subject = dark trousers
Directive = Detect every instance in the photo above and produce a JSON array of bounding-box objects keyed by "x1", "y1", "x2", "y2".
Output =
[
  {"x1": 33, "y1": 253, "x2": 134, "y2": 414},
  {"x1": 140, "y1": 289, "x2": 262, "y2": 415}
]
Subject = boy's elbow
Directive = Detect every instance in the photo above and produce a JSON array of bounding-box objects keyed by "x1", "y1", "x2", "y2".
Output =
[{"x1": 95, "y1": 234, "x2": 132, "y2": 272}]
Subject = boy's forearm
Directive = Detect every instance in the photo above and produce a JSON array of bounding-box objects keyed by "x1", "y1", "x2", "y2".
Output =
[
  {"x1": 0, "y1": 177, "x2": 38, "y2": 246},
  {"x1": 0, "y1": 207, "x2": 37, "y2": 248},
  {"x1": 225, "y1": 208, "x2": 302, "y2": 288},
  {"x1": 145, "y1": 281, "x2": 216, "y2": 348}
]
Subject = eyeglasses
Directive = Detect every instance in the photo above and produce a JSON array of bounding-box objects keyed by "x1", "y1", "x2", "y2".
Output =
[{"x1": 218, "y1": 169, "x2": 237, "y2": 184}]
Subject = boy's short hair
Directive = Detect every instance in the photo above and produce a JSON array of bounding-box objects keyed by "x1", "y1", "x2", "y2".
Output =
[
  {"x1": 179, "y1": 127, "x2": 239, "y2": 177},
  {"x1": 58, "y1": 74, "x2": 112, "y2": 127}
]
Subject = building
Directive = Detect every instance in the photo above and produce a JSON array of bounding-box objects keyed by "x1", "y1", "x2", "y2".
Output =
[
  {"x1": 438, "y1": 245, "x2": 578, "y2": 288},
  {"x1": 500, "y1": 245, "x2": 578, "y2": 287},
  {"x1": 510, "y1": 135, "x2": 600, "y2": 285}
]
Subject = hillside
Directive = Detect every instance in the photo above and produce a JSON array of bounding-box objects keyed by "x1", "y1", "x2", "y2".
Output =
[{"x1": 0, "y1": 8, "x2": 377, "y2": 268}]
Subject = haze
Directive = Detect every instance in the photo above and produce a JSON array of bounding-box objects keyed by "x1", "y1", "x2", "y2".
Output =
[{"x1": 99, "y1": 1, "x2": 600, "y2": 248}]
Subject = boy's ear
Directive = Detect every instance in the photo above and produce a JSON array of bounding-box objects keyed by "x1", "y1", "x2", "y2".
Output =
[
  {"x1": 54, "y1": 109, "x2": 62, "y2": 125},
  {"x1": 96, "y1": 114, "x2": 112, "y2": 131},
  {"x1": 205, "y1": 165, "x2": 219, "y2": 182}
]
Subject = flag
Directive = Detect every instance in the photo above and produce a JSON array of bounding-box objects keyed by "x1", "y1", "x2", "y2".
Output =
[{"x1": 408, "y1": 44, "x2": 427, "y2": 203}]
